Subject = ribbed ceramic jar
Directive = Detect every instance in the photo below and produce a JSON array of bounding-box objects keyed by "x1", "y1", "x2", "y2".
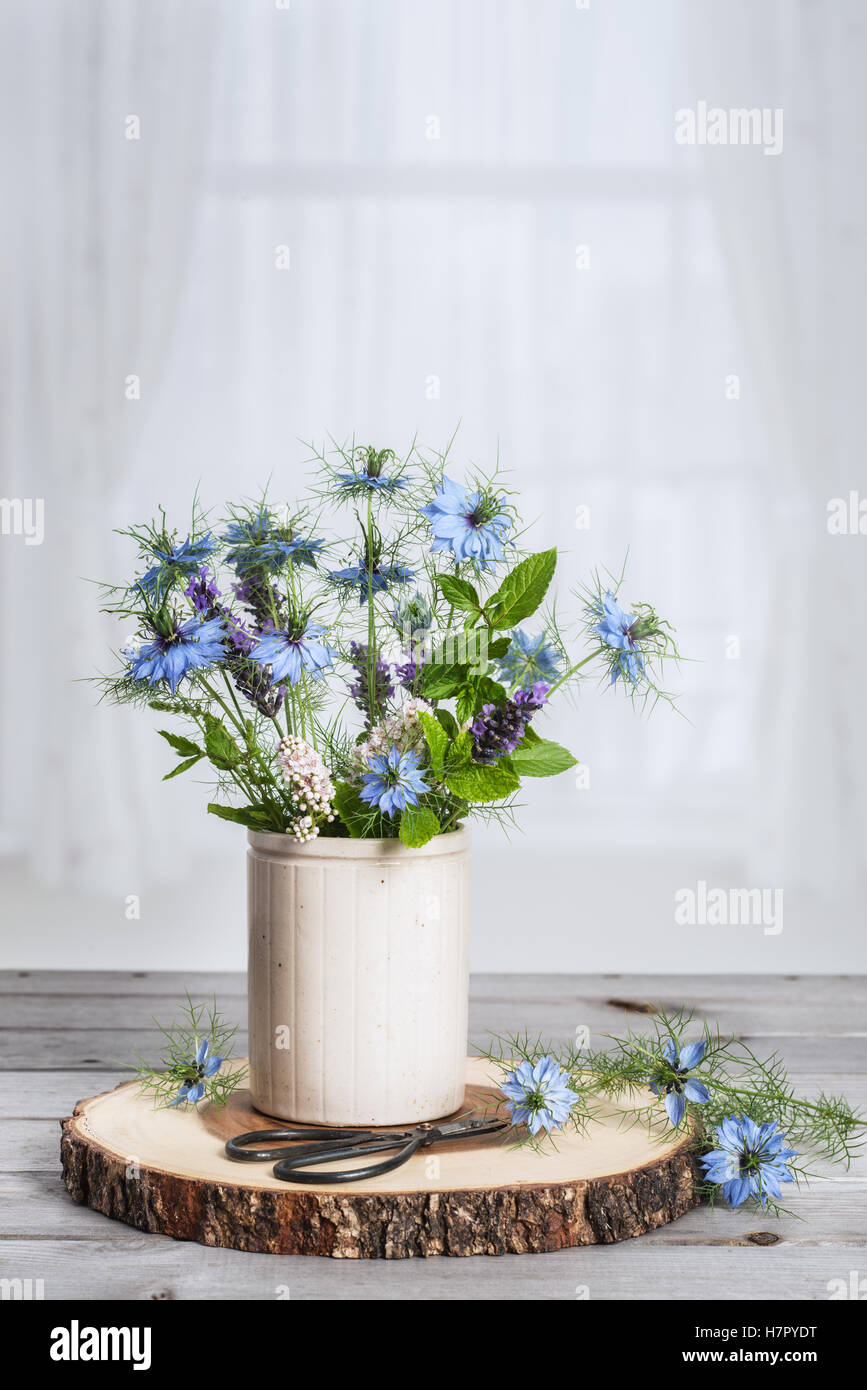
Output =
[{"x1": 247, "y1": 828, "x2": 471, "y2": 1125}]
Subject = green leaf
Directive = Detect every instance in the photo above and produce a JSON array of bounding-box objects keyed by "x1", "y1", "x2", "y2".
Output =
[
  {"x1": 455, "y1": 682, "x2": 477, "y2": 726},
  {"x1": 203, "y1": 716, "x2": 243, "y2": 770},
  {"x1": 332, "y1": 782, "x2": 387, "y2": 839},
  {"x1": 158, "y1": 729, "x2": 202, "y2": 758},
  {"x1": 488, "y1": 548, "x2": 557, "y2": 629},
  {"x1": 207, "y1": 802, "x2": 277, "y2": 830},
  {"x1": 445, "y1": 730, "x2": 474, "y2": 773},
  {"x1": 399, "y1": 805, "x2": 441, "y2": 848},
  {"x1": 445, "y1": 760, "x2": 520, "y2": 803},
  {"x1": 418, "y1": 662, "x2": 468, "y2": 700},
  {"x1": 507, "y1": 738, "x2": 578, "y2": 778},
  {"x1": 437, "y1": 574, "x2": 481, "y2": 614},
  {"x1": 419, "y1": 712, "x2": 448, "y2": 777},
  {"x1": 162, "y1": 753, "x2": 203, "y2": 781},
  {"x1": 456, "y1": 673, "x2": 508, "y2": 724},
  {"x1": 485, "y1": 637, "x2": 511, "y2": 659},
  {"x1": 434, "y1": 708, "x2": 459, "y2": 739}
]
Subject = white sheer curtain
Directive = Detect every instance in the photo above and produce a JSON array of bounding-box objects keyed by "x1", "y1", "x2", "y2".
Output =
[
  {"x1": 685, "y1": 0, "x2": 867, "y2": 907},
  {"x1": 0, "y1": 0, "x2": 217, "y2": 888},
  {"x1": 2, "y1": 1, "x2": 864, "y2": 969}
]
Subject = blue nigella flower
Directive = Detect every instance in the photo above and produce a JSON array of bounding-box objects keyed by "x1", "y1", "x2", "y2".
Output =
[
  {"x1": 248, "y1": 620, "x2": 336, "y2": 686},
  {"x1": 169, "y1": 1037, "x2": 224, "y2": 1107},
  {"x1": 335, "y1": 446, "x2": 409, "y2": 495},
  {"x1": 420, "y1": 475, "x2": 511, "y2": 569},
  {"x1": 359, "y1": 746, "x2": 429, "y2": 818},
  {"x1": 497, "y1": 630, "x2": 563, "y2": 688},
  {"x1": 700, "y1": 1116, "x2": 797, "y2": 1208},
  {"x1": 649, "y1": 1037, "x2": 711, "y2": 1126},
  {"x1": 223, "y1": 510, "x2": 325, "y2": 575},
  {"x1": 500, "y1": 1055, "x2": 580, "y2": 1136},
  {"x1": 589, "y1": 590, "x2": 647, "y2": 686},
  {"x1": 137, "y1": 534, "x2": 219, "y2": 597},
  {"x1": 328, "y1": 560, "x2": 414, "y2": 604},
  {"x1": 126, "y1": 615, "x2": 226, "y2": 695}
]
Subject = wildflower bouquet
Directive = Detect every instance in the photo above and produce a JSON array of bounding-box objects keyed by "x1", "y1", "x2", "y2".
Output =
[{"x1": 97, "y1": 439, "x2": 679, "y2": 846}]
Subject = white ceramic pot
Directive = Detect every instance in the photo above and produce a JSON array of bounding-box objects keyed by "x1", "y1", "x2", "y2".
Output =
[{"x1": 247, "y1": 828, "x2": 472, "y2": 1125}]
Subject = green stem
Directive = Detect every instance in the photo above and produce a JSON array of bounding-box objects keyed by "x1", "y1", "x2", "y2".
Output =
[
  {"x1": 545, "y1": 648, "x2": 605, "y2": 699},
  {"x1": 366, "y1": 493, "x2": 376, "y2": 726}
]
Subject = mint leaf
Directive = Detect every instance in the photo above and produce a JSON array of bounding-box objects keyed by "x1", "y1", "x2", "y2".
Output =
[
  {"x1": 488, "y1": 548, "x2": 557, "y2": 629},
  {"x1": 455, "y1": 682, "x2": 477, "y2": 726},
  {"x1": 434, "y1": 708, "x2": 459, "y2": 739},
  {"x1": 419, "y1": 712, "x2": 448, "y2": 777},
  {"x1": 203, "y1": 716, "x2": 243, "y2": 770},
  {"x1": 158, "y1": 730, "x2": 202, "y2": 758},
  {"x1": 333, "y1": 782, "x2": 387, "y2": 839},
  {"x1": 162, "y1": 753, "x2": 203, "y2": 781},
  {"x1": 399, "y1": 805, "x2": 441, "y2": 848},
  {"x1": 507, "y1": 738, "x2": 577, "y2": 778},
  {"x1": 418, "y1": 662, "x2": 468, "y2": 700},
  {"x1": 445, "y1": 760, "x2": 520, "y2": 802},
  {"x1": 207, "y1": 802, "x2": 279, "y2": 830},
  {"x1": 485, "y1": 637, "x2": 511, "y2": 659},
  {"x1": 438, "y1": 574, "x2": 481, "y2": 614},
  {"x1": 445, "y1": 730, "x2": 474, "y2": 773}
]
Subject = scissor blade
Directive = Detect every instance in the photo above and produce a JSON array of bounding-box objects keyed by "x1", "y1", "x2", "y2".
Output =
[{"x1": 432, "y1": 1117, "x2": 509, "y2": 1139}]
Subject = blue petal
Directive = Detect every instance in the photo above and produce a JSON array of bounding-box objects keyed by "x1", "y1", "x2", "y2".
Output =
[
  {"x1": 664, "y1": 1090, "x2": 686, "y2": 1125},
  {"x1": 679, "y1": 1040, "x2": 706, "y2": 1070}
]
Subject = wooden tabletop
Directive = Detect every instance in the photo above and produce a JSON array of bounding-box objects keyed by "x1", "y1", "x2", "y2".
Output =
[{"x1": 2, "y1": 971, "x2": 865, "y2": 1300}]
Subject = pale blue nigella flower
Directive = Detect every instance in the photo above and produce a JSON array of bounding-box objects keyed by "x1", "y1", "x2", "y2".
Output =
[
  {"x1": 249, "y1": 620, "x2": 336, "y2": 686},
  {"x1": 649, "y1": 1037, "x2": 711, "y2": 1126},
  {"x1": 497, "y1": 630, "x2": 563, "y2": 688},
  {"x1": 359, "y1": 746, "x2": 429, "y2": 818},
  {"x1": 137, "y1": 534, "x2": 218, "y2": 597},
  {"x1": 169, "y1": 1037, "x2": 224, "y2": 1106},
  {"x1": 328, "y1": 560, "x2": 414, "y2": 604},
  {"x1": 420, "y1": 475, "x2": 511, "y2": 569},
  {"x1": 223, "y1": 510, "x2": 325, "y2": 574},
  {"x1": 589, "y1": 591, "x2": 646, "y2": 686},
  {"x1": 700, "y1": 1116, "x2": 797, "y2": 1207},
  {"x1": 335, "y1": 446, "x2": 409, "y2": 494},
  {"x1": 500, "y1": 1055, "x2": 580, "y2": 1136},
  {"x1": 126, "y1": 615, "x2": 226, "y2": 695}
]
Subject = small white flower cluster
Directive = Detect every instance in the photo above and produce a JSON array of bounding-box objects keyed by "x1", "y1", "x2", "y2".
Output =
[
  {"x1": 352, "y1": 697, "x2": 434, "y2": 777},
  {"x1": 276, "y1": 735, "x2": 336, "y2": 842}
]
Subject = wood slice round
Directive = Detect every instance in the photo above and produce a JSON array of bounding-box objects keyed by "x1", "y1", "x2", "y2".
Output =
[{"x1": 61, "y1": 1058, "x2": 701, "y2": 1258}]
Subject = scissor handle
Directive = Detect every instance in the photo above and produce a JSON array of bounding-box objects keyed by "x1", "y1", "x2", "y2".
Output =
[
  {"x1": 225, "y1": 1127, "x2": 370, "y2": 1163},
  {"x1": 273, "y1": 1131, "x2": 426, "y2": 1184}
]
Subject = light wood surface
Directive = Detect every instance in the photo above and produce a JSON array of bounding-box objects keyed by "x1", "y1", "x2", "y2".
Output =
[{"x1": 2, "y1": 971, "x2": 866, "y2": 1294}]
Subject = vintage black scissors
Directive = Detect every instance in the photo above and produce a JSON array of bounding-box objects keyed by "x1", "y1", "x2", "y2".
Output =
[{"x1": 225, "y1": 1115, "x2": 508, "y2": 1184}]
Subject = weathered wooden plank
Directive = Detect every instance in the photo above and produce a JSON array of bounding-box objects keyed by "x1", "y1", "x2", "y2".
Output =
[
  {"x1": 2, "y1": 1026, "x2": 866, "y2": 1074},
  {"x1": 0, "y1": 1237, "x2": 862, "y2": 1299},
  {"x1": 0, "y1": 1072, "x2": 121, "y2": 1120},
  {"x1": 3, "y1": 974, "x2": 864, "y2": 1038},
  {"x1": 0, "y1": 971, "x2": 246, "y2": 997},
  {"x1": 5, "y1": 993, "x2": 867, "y2": 1038},
  {"x1": 3, "y1": 1027, "x2": 866, "y2": 1074},
  {"x1": 3, "y1": 971, "x2": 863, "y2": 1003}
]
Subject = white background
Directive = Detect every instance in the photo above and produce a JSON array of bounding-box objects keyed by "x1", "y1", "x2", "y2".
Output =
[{"x1": 1, "y1": 0, "x2": 865, "y2": 972}]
